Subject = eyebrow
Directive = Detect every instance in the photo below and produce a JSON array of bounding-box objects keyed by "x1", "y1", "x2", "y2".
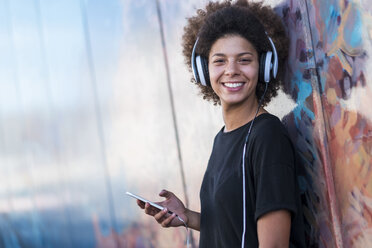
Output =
[{"x1": 211, "y1": 52, "x2": 254, "y2": 57}]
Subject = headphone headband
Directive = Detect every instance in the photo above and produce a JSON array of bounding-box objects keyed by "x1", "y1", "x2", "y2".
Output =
[{"x1": 266, "y1": 35, "x2": 278, "y2": 79}]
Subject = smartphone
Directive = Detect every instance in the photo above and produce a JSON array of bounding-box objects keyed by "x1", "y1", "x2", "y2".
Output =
[{"x1": 126, "y1": 191, "x2": 175, "y2": 215}]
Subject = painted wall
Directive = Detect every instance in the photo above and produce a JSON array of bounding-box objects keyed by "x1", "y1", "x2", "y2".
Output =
[
  {"x1": 280, "y1": 0, "x2": 372, "y2": 247},
  {"x1": 0, "y1": 0, "x2": 370, "y2": 247}
]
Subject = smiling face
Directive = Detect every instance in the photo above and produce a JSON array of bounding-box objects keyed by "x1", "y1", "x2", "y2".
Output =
[{"x1": 208, "y1": 34, "x2": 260, "y2": 109}]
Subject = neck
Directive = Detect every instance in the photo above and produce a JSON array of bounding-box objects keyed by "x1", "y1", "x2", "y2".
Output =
[{"x1": 222, "y1": 98, "x2": 266, "y2": 132}]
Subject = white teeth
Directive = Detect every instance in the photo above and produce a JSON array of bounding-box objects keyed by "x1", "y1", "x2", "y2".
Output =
[{"x1": 224, "y1": 82, "x2": 243, "y2": 88}]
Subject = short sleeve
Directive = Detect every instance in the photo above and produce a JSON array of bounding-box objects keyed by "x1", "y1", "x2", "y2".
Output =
[{"x1": 251, "y1": 121, "x2": 298, "y2": 221}]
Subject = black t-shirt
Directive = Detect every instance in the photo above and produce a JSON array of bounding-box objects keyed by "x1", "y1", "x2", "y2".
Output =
[{"x1": 199, "y1": 113, "x2": 305, "y2": 247}]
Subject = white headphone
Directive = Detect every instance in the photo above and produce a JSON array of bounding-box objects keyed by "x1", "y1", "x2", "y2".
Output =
[{"x1": 191, "y1": 34, "x2": 278, "y2": 86}]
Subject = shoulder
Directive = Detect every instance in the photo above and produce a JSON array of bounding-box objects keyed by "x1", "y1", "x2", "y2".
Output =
[
  {"x1": 252, "y1": 113, "x2": 289, "y2": 140},
  {"x1": 249, "y1": 113, "x2": 295, "y2": 165}
]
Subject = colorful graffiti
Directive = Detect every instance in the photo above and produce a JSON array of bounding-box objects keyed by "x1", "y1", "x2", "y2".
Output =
[
  {"x1": 0, "y1": 0, "x2": 371, "y2": 247},
  {"x1": 280, "y1": 0, "x2": 372, "y2": 247},
  {"x1": 313, "y1": 0, "x2": 372, "y2": 247}
]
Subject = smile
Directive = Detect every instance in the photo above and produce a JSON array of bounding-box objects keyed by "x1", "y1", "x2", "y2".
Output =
[{"x1": 223, "y1": 82, "x2": 244, "y2": 88}]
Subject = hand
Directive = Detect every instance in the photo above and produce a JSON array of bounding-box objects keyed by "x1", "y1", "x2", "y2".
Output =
[{"x1": 137, "y1": 189, "x2": 188, "y2": 228}]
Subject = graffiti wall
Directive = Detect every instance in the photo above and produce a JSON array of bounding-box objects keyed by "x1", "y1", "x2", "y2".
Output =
[
  {"x1": 280, "y1": 0, "x2": 372, "y2": 247},
  {"x1": 0, "y1": 0, "x2": 371, "y2": 247}
]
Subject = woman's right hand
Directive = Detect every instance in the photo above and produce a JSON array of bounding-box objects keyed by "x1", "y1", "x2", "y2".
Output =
[{"x1": 137, "y1": 189, "x2": 188, "y2": 228}]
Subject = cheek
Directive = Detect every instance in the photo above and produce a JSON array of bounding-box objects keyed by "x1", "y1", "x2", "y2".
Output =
[
  {"x1": 208, "y1": 66, "x2": 222, "y2": 82},
  {"x1": 211, "y1": 84, "x2": 218, "y2": 96},
  {"x1": 245, "y1": 65, "x2": 259, "y2": 81},
  {"x1": 210, "y1": 76, "x2": 219, "y2": 92},
  {"x1": 209, "y1": 73, "x2": 221, "y2": 96}
]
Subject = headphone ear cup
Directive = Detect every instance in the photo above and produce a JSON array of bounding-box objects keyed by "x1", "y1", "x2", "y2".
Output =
[
  {"x1": 191, "y1": 37, "x2": 211, "y2": 87},
  {"x1": 259, "y1": 52, "x2": 273, "y2": 83},
  {"x1": 264, "y1": 51, "x2": 272, "y2": 83},
  {"x1": 201, "y1": 57, "x2": 211, "y2": 87},
  {"x1": 195, "y1": 55, "x2": 210, "y2": 87},
  {"x1": 259, "y1": 53, "x2": 267, "y2": 83},
  {"x1": 196, "y1": 55, "x2": 206, "y2": 86}
]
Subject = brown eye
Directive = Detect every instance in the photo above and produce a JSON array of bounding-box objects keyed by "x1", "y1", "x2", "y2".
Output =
[
  {"x1": 240, "y1": 58, "x2": 252, "y2": 63},
  {"x1": 213, "y1": 59, "x2": 224, "y2": 64}
]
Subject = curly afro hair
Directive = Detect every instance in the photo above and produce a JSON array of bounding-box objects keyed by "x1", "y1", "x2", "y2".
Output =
[{"x1": 182, "y1": 0, "x2": 289, "y2": 106}]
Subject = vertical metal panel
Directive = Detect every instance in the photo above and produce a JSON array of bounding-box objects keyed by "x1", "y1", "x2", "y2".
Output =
[
  {"x1": 96, "y1": 0, "x2": 189, "y2": 247},
  {"x1": 1, "y1": 0, "x2": 47, "y2": 247},
  {"x1": 39, "y1": 0, "x2": 117, "y2": 246}
]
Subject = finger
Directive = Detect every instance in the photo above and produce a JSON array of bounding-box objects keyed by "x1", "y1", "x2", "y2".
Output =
[
  {"x1": 159, "y1": 189, "x2": 173, "y2": 199},
  {"x1": 144, "y1": 202, "x2": 162, "y2": 216},
  {"x1": 144, "y1": 202, "x2": 156, "y2": 215},
  {"x1": 154, "y1": 208, "x2": 168, "y2": 223},
  {"x1": 137, "y1": 200, "x2": 145, "y2": 209},
  {"x1": 161, "y1": 213, "x2": 176, "y2": 228}
]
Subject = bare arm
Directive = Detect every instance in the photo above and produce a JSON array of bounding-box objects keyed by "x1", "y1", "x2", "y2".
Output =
[
  {"x1": 184, "y1": 208, "x2": 200, "y2": 231},
  {"x1": 257, "y1": 210, "x2": 291, "y2": 248}
]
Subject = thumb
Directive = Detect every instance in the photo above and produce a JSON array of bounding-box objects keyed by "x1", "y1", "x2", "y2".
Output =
[{"x1": 159, "y1": 189, "x2": 173, "y2": 199}]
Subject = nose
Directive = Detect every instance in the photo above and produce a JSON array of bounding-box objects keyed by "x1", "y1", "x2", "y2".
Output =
[{"x1": 224, "y1": 61, "x2": 239, "y2": 76}]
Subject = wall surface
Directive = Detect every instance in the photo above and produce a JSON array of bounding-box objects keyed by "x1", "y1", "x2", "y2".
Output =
[
  {"x1": 279, "y1": 0, "x2": 372, "y2": 247},
  {"x1": 0, "y1": 0, "x2": 371, "y2": 247}
]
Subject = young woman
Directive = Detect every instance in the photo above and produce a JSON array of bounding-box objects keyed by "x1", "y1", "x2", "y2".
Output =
[{"x1": 137, "y1": 1, "x2": 305, "y2": 247}]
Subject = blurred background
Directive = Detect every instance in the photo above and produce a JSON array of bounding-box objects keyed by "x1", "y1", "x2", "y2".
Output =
[{"x1": 0, "y1": 0, "x2": 371, "y2": 247}]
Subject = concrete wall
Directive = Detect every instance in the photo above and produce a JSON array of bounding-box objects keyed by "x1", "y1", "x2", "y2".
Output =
[{"x1": 0, "y1": 0, "x2": 370, "y2": 247}]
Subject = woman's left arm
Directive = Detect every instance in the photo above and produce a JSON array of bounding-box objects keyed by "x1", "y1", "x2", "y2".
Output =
[{"x1": 257, "y1": 209, "x2": 291, "y2": 248}]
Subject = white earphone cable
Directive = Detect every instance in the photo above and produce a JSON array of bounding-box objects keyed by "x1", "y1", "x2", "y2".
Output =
[
  {"x1": 241, "y1": 141, "x2": 248, "y2": 248},
  {"x1": 241, "y1": 83, "x2": 268, "y2": 247},
  {"x1": 178, "y1": 216, "x2": 190, "y2": 248}
]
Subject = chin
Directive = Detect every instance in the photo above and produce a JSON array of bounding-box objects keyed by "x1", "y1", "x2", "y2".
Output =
[{"x1": 222, "y1": 99, "x2": 247, "y2": 107}]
